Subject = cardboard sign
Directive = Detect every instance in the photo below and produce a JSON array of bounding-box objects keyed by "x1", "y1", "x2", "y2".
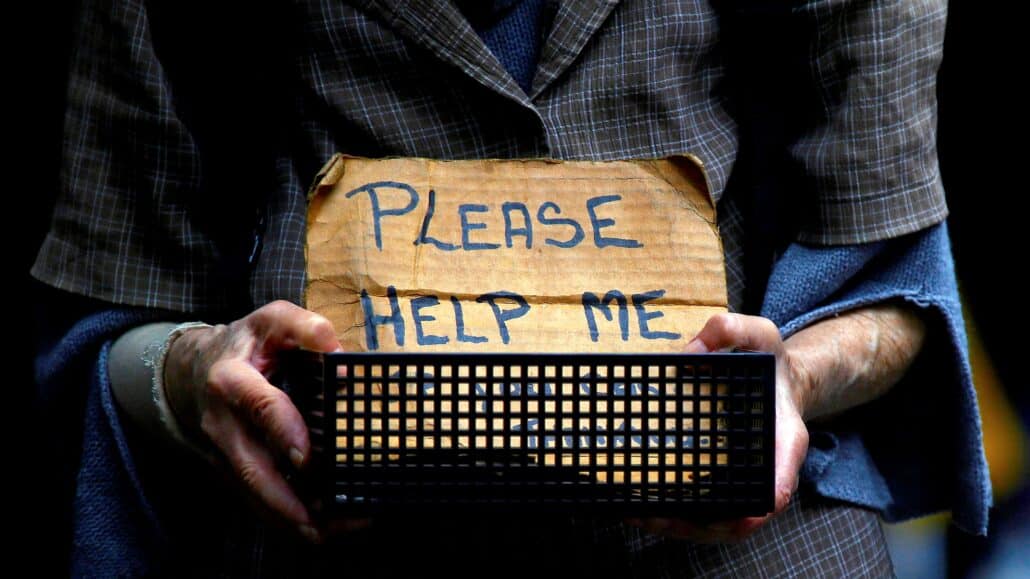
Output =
[
  {"x1": 306, "y1": 155, "x2": 730, "y2": 482},
  {"x1": 306, "y1": 155, "x2": 726, "y2": 351}
]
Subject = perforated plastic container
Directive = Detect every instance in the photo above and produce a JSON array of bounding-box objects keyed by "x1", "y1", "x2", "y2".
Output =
[{"x1": 280, "y1": 351, "x2": 775, "y2": 517}]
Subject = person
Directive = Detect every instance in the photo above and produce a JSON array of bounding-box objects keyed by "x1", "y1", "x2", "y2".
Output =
[{"x1": 33, "y1": 0, "x2": 989, "y2": 576}]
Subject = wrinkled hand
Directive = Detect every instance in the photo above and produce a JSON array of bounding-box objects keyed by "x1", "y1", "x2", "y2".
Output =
[
  {"x1": 628, "y1": 313, "x2": 810, "y2": 543},
  {"x1": 163, "y1": 300, "x2": 362, "y2": 543}
]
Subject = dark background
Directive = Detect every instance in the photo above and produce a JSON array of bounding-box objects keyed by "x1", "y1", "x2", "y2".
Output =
[
  {"x1": 9, "y1": 1, "x2": 76, "y2": 571},
  {"x1": 7, "y1": 1, "x2": 1023, "y2": 575}
]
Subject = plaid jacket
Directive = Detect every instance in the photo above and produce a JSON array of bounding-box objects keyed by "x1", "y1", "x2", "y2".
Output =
[
  {"x1": 33, "y1": 0, "x2": 947, "y2": 317},
  {"x1": 34, "y1": 0, "x2": 949, "y2": 576}
]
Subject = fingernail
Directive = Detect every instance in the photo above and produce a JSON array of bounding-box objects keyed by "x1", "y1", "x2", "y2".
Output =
[
  {"x1": 298, "y1": 524, "x2": 322, "y2": 544},
  {"x1": 685, "y1": 338, "x2": 709, "y2": 353},
  {"x1": 289, "y1": 447, "x2": 305, "y2": 469}
]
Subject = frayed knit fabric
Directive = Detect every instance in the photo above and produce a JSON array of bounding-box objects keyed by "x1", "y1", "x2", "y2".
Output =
[
  {"x1": 762, "y1": 222, "x2": 991, "y2": 535},
  {"x1": 36, "y1": 309, "x2": 168, "y2": 577}
]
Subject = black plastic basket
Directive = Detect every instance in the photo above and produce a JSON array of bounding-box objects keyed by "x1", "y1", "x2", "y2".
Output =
[{"x1": 280, "y1": 351, "x2": 775, "y2": 518}]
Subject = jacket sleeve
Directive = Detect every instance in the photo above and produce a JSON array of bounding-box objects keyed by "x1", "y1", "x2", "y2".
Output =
[
  {"x1": 31, "y1": 0, "x2": 276, "y2": 314},
  {"x1": 788, "y1": 0, "x2": 950, "y2": 244},
  {"x1": 718, "y1": 0, "x2": 950, "y2": 312}
]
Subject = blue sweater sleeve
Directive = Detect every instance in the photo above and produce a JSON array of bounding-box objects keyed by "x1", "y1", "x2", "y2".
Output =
[
  {"x1": 760, "y1": 222, "x2": 992, "y2": 535},
  {"x1": 37, "y1": 304, "x2": 297, "y2": 577},
  {"x1": 36, "y1": 309, "x2": 169, "y2": 576}
]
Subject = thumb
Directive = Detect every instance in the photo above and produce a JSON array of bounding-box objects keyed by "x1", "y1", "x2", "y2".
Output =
[
  {"x1": 686, "y1": 313, "x2": 782, "y2": 354},
  {"x1": 247, "y1": 300, "x2": 342, "y2": 353}
]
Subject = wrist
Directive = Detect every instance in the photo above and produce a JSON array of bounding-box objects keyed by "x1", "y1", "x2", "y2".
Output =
[
  {"x1": 108, "y1": 321, "x2": 214, "y2": 458},
  {"x1": 781, "y1": 344, "x2": 817, "y2": 419},
  {"x1": 151, "y1": 322, "x2": 213, "y2": 451},
  {"x1": 781, "y1": 303, "x2": 927, "y2": 421},
  {"x1": 109, "y1": 322, "x2": 179, "y2": 439},
  {"x1": 162, "y1": 322, "x2": 221, "y2": 449}
]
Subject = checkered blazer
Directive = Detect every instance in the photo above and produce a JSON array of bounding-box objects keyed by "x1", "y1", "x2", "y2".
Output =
[{"x1": 33, "y1": 0, "x2": 947, "y2": 317}]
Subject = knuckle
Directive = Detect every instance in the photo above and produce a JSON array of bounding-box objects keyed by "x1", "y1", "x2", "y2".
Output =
[
  {"x1": 249, "y1": 390, "x2": 286, "y2": 428},
  {"x1": 757, "y1": 317, "x2": 780, "y2": 339},
  {"x1": 710, "y1": 313, "x2": 737, "y2": 336},
  {"x1": 264, "y1": 300, "x2": 297, "y2": 318},
  {"x1": 797, "y1": 426, "x2": 810, "y2": 449},
  {"x1": 309, "y1": 314, "x2": 333, "y2": 335},
  {"x1": 236, "y1": 459, "x2": 263, "y2": 490},
  {"x1": 199, "y1": 412, "x2": 221, "y2": 441},
  {"x1": 240, "y1": 386, "x2": 295, "y2": 436},
  {"x1": 775, "y1": 485, "x2": 794, "y2": 512},
  {"x1": 204, "y1": 377, "x2": 226, "y2": 401},
  {"x1": 205, "y1": 360, "x2": 235, "y2": 399}
]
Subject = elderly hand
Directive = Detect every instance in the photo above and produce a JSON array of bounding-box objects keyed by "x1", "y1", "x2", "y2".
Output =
[
  {"x1": 629, "y1": 306, "x2": 924, "y2": 542},
  {"x1": 162, "y1": 300, "x2": 362, "y2": 544}
]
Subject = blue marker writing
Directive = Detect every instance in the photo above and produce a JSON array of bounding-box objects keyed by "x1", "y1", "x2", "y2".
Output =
[{"x1": 344, "y1": 181, "x2": 419, "y2": 250}]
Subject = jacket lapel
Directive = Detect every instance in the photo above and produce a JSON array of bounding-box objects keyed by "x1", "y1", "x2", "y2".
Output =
[
  {"x1": 354, "y1": 0, "x2": 531, "y2": 106},
  {"x1": 530, "y1": 0, "x2": 621, "y2": 99},
  {"x1": 351, "y1": 0, "x2": 622, "y2": 103}
]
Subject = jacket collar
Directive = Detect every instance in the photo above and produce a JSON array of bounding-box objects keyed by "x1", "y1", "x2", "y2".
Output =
[
  {"x1": 531, "y1": 0, "x2": 620, "y2": 99},
  {"x1": 354, "y1": 0, "x2": 621, "y2": 103}
]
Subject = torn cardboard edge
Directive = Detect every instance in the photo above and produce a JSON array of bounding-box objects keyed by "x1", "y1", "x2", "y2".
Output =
[
  {"x1": 305, "y1": 155, "x2": 726, "y2": 353},
  {"x1": 307, "y1": 153, "x2": 716, "y2": 209}
]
